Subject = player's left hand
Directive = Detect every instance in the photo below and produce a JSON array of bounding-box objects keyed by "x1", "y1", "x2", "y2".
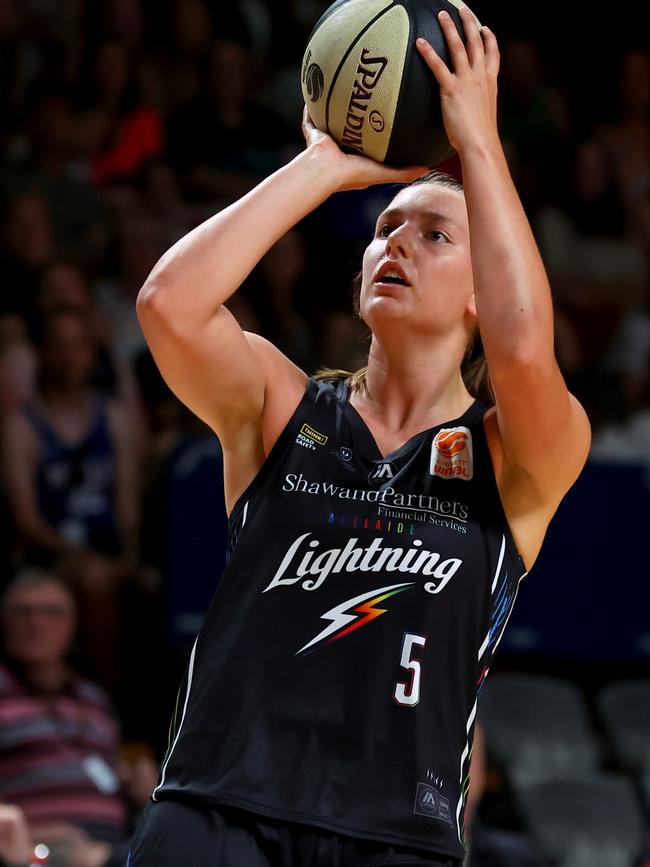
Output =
[{"x1": 416, "y1": 6, "x2": 500, "y2": 154}]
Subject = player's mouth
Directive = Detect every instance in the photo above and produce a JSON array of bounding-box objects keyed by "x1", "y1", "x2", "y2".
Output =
[{"x1": 374, "y1": 261, "x2": 411, "y2": 287}]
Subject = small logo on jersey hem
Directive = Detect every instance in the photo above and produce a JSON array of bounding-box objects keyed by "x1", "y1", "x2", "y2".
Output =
[
  {"x1": 430, "y1": 427, "x2": 473, "y2": 481},
  {"x1": 413, "y1": 782, "x2": 455, "y2": 827},
  {"x1": 295, "y1": 423, "x2": 328, "y2": 451}
]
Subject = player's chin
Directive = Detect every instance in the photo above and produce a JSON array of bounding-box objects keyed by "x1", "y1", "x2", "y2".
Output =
[
  {"x1": 367, "y1": 281, "x2": 414, "y2": 302},
  {"x1": 363, "y1": 292, "x2": 415, "y2": 327}
]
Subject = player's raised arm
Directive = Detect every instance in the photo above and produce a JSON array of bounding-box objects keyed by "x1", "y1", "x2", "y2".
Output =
[
  {"x1": 135, "y1": 121, "x2": 426, "y2": 448},
  {"x1": 417, "y1": 8, "x2": 590, "y2": 512}
]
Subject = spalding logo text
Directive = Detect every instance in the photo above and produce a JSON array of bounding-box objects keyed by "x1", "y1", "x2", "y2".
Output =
[{"x1": 341, "y1": 48, "x2": 388, "y2": 152}]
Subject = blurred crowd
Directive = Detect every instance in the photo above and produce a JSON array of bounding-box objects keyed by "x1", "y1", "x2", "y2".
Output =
[{"x1": 0, "y1": 0, "x2": 647, "y2": 865}]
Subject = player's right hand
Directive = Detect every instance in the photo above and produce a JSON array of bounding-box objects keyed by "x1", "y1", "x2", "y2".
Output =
[{"x1": 301, "y1": 106, "x2": 429, "y2": 193}]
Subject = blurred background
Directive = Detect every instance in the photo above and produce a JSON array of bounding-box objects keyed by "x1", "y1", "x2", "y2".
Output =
[{"x1": 0, "y1": 1, "x2": 647, "y2": 866}]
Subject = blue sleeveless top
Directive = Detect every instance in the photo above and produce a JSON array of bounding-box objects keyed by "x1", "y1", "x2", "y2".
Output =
[{"x1": 22, "y1": 397, "x2": 121, "y2": 556}]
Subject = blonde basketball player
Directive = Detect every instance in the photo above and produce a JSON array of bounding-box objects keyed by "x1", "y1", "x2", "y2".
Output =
[{"x1": 128, "y1": 8, "x2": 590, "y2": 866}]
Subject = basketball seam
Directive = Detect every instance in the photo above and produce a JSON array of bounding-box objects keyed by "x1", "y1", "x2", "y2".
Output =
[
  {"x1": 385, "y1": 2, "x2": 424, "y2": 162},
  {"x1": 305, "y1": 0, "x2": 359, "y2": 42},
  {"x1": 384, "y1": 0, "x2": 465, "y2": 164},
  {"x1": 324, "y1": 2, "x2": 397, "y2": 138}
]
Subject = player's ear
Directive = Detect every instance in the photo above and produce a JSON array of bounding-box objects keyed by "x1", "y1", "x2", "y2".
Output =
[{"x1": 466, "y1": 292, "x2": 477, "y2": 319}]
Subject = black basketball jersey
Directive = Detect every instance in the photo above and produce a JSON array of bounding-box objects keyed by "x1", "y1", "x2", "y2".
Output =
[{"x1": 152, "y1": 376, "x2": 528, "y2": 860}]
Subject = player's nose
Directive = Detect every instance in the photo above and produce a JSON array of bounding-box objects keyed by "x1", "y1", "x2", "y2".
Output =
[{"x1": 385, "y1": 224, "x2": 413, "y2": 258}]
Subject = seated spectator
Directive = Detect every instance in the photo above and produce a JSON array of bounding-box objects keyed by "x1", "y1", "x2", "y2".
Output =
[
  {"x1": 165, "y1": 36, "x2": 297, "y2": 203},
  {"x1": 140, "y1": 160, "x2": 210, "y2": 249},
  {"x1": 1, "y1": 261, "x2": 146, "y2": 452},
  {"x1": 0, "y1": 307, "x2": 140, "y2": 690},
  {"x1": 600, "y1": 178, "x2": 650, "y2": 410},
  {"x1": 94, "y1": 209, "x2": 165, "y2": 365},
  {"x1": 0, "y1": 569, "x2": 158, "y2": 867},
  {"x1": 73, "y1": 39, "x2": 163, "y2": 188},
  {"x1": 0, "y1": 86, "x2": 108, "y2": 270},
  {"x1": 245, "y1": 229, "x2": 317, "y2": 371},
  {"x1": 34, "y1": 261, "x2": 144, "y2": 425},
  {"x1": 597, "y1": 49, "x2": 649, "y2": 206},
  {"x1": 0, "y1": 192, "x2": 55, "y2": 333},
  {"x1": 1, "y1": 260, "x2": 103, "y2": 416},
  {"x1": 0, "y1": 341, "x2": 36, "y2": 416},
  {"x1": 536, "y1": 138, "x2": 646, "y2": 374},
  {"x1": 156, "y1": 0, "x2": 213, "y2": 109},
  {"x1": 498, "y1": 39, "x2": 571, "y2": 210}
]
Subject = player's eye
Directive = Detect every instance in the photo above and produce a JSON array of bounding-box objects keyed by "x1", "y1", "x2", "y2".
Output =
[
  {"x1": 377, "y1": 223, "x2": 396, "y2": 237},
  {"x1": 428, "y1": 230, "x2": 449, "y2": 243}
]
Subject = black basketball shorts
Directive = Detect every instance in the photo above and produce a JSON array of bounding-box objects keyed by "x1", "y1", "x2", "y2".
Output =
[{"x1": 126, "y1": 798, "x2": 464, "y2": 867}]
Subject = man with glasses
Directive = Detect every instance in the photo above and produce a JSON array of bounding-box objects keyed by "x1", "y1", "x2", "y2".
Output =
[{"x1": 0, "y1": 569, "x2": 151, "y2": 867}]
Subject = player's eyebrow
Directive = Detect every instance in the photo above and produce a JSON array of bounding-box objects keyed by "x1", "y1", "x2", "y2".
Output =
[{"x1": 375, "y1": 207, "x2": 458, "y2": 228}]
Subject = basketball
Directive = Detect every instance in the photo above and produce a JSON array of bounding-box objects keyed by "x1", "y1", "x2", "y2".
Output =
[{"x1": 301, "y1": 0, "x2": 479, "y2": 167}]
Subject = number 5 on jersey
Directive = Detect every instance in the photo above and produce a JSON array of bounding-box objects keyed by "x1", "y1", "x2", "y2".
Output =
[{"x1": 394, "y1": 633, "x2": 427, "y2": 707}]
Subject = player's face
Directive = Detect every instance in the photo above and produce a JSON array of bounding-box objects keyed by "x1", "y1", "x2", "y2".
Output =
[{"x1": 359, "y1": 184, "x2": 475, "y2": 338}]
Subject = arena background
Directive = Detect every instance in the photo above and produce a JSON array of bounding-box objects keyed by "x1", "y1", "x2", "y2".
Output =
[{"x1": 0, "y1": 1, "x2": 648, "y2": 865}]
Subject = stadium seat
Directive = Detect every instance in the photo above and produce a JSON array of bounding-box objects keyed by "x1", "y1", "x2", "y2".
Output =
[
  {"x1": 517, "y1": 774, "x2": 646, "y2": 867},
  {"x1": 479, "y1": 673, "x2": 602, "y2": 788},
  {"x1": 597, "y1": 680, "x2": 650, "y2": 812}
]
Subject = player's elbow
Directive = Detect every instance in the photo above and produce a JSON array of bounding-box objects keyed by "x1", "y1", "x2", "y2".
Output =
[
  {"x1": 136, "y1": 275, "x2": 164, "y2": 319},
  {"x1": 137, "y1": 269, "x2": 224, "y2": 345},
  {"x1": 136, "y1": 275, "x2": 185, "y2": 339}
]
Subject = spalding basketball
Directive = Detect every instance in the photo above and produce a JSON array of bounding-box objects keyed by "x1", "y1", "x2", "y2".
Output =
[{"x1": 301, "y1": 0, "x2": 478, "y2": 167}]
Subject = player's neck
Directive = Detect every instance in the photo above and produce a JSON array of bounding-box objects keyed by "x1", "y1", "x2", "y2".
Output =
[{"x1": 356, "y1": 337, "x2": 474, "y2": 433}]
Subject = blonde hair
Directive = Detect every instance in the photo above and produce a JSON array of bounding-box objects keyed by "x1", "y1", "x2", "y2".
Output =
[{"x1": 316, "y1": 169, "x2": 494, "y2": 403}]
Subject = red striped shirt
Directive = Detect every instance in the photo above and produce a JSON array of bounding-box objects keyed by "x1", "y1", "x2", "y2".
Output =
[{"x1": 0, "y1": 663, "x2": 128, "y2": 833}]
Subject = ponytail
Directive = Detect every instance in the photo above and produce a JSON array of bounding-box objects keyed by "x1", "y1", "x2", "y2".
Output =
[{"x1": 460, "y1": 330, "x2": 494, "y2": 405}]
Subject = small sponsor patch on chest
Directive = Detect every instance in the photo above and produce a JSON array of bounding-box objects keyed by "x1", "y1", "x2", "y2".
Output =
[
  {"x1": 295, "y1": 423, "x2": 329, "y2": 450},
  {"x1": 430, "y1": 427, "x2": 473, "y2": 481},
  {"x1": 301, "y1": 423, "x2": 328, "y2": 444}
]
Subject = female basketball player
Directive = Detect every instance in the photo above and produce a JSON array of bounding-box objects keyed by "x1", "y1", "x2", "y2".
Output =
[{"x1": 128, "y1": 8, "x2": 590, "y2": 866}]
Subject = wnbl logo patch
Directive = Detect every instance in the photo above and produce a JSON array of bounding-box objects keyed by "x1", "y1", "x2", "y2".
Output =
[{"x1": 430, "y1": 427, "x2": 473, "y2": 481}]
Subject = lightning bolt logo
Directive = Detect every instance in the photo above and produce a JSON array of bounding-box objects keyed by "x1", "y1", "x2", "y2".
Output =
[{"x1": 296, "y1": 583, "x2": 414, "y2": 655}]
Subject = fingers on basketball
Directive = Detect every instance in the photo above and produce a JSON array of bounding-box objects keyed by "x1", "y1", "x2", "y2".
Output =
[
  {"x1": 481, "y1": 27, "x2": 500, "y2": 76},
  {"x1": 415, "y1": 38, "x2": 451, "y2": 85},
  {"x1": 437, "y1": 10, "x2": 469, "y2": 72},
  {"x1": 458, "y1": 6, "x2": 485, "y2": 67}
]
